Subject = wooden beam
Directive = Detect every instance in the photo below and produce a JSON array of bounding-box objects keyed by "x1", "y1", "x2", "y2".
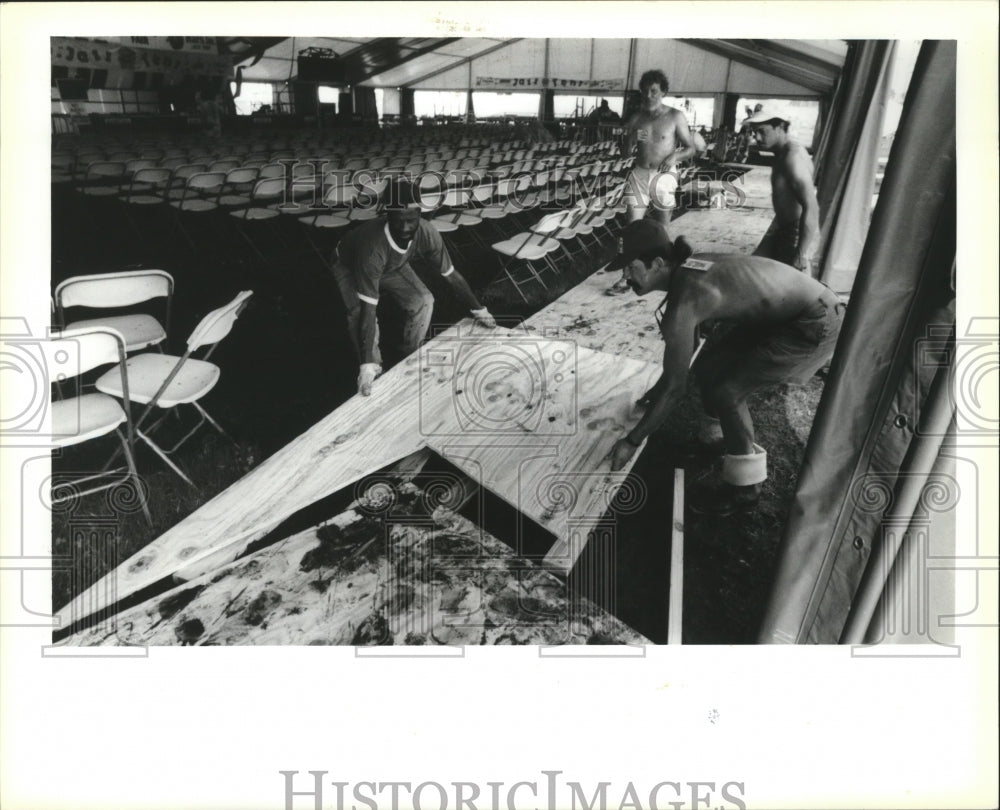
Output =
[
  {"x1": 686, "y1": 39, "x2": 832, "y2": 95},
  {"x1": 668, "y1": 468, "x2": 685, "y2": 644}
]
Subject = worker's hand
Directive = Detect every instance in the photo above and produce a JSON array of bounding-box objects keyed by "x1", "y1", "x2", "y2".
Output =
[
  {"x1": 470, "y1": 307, "x2": 497, "y2": 329},
  {"x1": 357, "y1": 363, "x2": 382, "y2": 397},
  {"x1": 793, "y1": 254, "x2": 812, "y2": 275},
  {"x1": 609, "y1": 436, "x2": 641, "y2": 471}
]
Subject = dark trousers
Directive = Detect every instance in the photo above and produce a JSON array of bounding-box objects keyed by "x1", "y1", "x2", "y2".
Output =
[{"x1": 332, "y1": 261, "x2": 434, "y2": 366}]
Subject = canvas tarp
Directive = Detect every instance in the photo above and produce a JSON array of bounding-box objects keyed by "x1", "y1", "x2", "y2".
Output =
[{"x1": 759, "y1": 40, "x2": 957, "y2": 644}]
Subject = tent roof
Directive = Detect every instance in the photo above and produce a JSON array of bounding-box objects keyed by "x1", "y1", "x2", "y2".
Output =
[{"x1": 230, "y1": 36, "x2": 848, "y2": 96}]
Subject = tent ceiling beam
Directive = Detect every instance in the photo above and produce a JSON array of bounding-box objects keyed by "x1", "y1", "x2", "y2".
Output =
[
  {"x1": 687, "y1": 38, "x2": 834, "y2": 94},
  {"x1": 349, "y1": 37, "x2": 462, "y2": 85},
  {"x1": 398, "y1": 38, "x2": 524, "y2": 88}
]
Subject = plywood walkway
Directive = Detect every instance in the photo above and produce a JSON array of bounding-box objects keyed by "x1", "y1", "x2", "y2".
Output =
[{"x1": 57, "y1": 322, "x2": 660, "y2": 631}]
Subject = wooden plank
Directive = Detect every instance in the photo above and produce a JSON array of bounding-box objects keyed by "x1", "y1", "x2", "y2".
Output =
[
  {"x1": 55, "y1": 491, "x2": 649, "y2": 647},
  {"x1": 668, "y1": 467, "x2": 685, "y2": 645}
]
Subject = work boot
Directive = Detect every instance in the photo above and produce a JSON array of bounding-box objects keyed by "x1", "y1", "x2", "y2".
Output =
[{"x1": 689, "y1": 482, "x2": 761, "y2": 516}]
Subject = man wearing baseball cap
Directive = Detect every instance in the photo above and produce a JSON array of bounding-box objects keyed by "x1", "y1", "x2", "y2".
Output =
[
  {"x1": 742, "y1": 105, "x2": 820, "y2": 276},
  {"x1": 331, "y1": 178, "x2": 496, "y2": 396},
  {"x1": 607, "y1": 219, "x2": 844, "y2": 515}
]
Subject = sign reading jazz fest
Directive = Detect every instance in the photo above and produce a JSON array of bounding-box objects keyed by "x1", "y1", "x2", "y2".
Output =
[
  {"x1": 51, "y1": 37, "x2": 232, "y2": 80},
  {"x1": 475, "y1": 77, "x2": 625, "y2": 91}
]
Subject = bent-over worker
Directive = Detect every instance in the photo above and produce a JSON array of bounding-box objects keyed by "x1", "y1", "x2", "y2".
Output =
[
  {"x1": 332, "y1": 179, "x2": 496, "y2": 396},
  {"x1": 607, "y1": 220, "x2": 844, "y2": 515}
]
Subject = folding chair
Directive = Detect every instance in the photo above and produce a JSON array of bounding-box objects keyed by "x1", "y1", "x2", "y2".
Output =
[
  {"x1": 55, "y1": 269, "x2": 174, "y2": 353},
  {"x1": 227, "y1": 178, "x2": 286, "y2": 261},
  {"x1": 76, "y1": 161, "x2": 128, "y2": 197},
  {"x1": 489, "y1": 211, "x2": 567, "y2": 303},
  {"x1": 95, "y1": 290, "x2": 254, "y2": 487},
  {"x1": 49, "y1": 326, "x2": 151, "y2": 524},
  {"x1": 167, "y1": 171, "x2": 227, "y2": 252}
]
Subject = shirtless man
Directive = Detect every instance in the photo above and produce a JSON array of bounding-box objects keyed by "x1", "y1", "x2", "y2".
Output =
[
  {"x1": 608, "y1": 69, "x2": 696, "y2": 293},
  {"x1": 744, "y1": 106, "x2": 820, "y2": 275},
  {"x1": 606, "y1": 220, "x2": 844, "y2": 515}
]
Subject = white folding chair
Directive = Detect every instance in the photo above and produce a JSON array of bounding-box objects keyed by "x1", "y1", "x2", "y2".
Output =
[
  {"x1": 55, "y1": 269, "x2": 174, "y2": 353},
  {"x1": 49, "y1": 326, "x2": 151, "y2": 524},
  {"x1": 95, "y1": 290, "x2": 253, "y2": 487}
]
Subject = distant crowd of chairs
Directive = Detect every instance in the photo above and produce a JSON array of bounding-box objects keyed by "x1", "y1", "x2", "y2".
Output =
[{"x1": 53, "y1": 124, "x2": 634, "y2": 298}]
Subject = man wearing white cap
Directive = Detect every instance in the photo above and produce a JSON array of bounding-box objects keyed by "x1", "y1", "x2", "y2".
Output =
[
  {"x1": 331, "y1": 179, "x2": 496, "y2": 396},
  {"x1": 743, "y1": 105, "x2": 820, "y2": 275},
  {"x1": 606, "y1": 220, "x2": 844, "y2": 515},
  {"x1": 608, "y1": 69, "x2": 697, "y2": 294}
]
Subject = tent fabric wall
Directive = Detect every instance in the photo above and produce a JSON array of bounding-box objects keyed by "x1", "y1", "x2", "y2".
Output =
[
  {"x1": 591, "y1": 38, "x2": 632, "y2": 86},
  {"x1": 419, "y1": 39, "x2": 546, "y2": 90},
  {"x1": 758, "y1": 40, "x2": 957, "y2": 644},
  {"x1": 813, "y1": 41, "x2": 897, "y2": 291},
  {"x1": 819, "y1": 43, "x2": 895, "y2": 292},
  {"x1": 727, "y1": 60, "x2": 824, "y2": 97},
  {"x1": 632, "y1": 39, "x2": 730, "y2": 93}
]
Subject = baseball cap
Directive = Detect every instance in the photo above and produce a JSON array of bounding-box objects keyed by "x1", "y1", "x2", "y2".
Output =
[
  {"x1": 607, "y1": 219, "x2": 674, "y2": 273},
  {"x1": 742, "y1": 105, "x2": 790, "y2": 127}
]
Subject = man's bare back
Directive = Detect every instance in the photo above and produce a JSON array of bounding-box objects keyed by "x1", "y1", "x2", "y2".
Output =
[{"x1": 665, "y1": 252, "x2": 832, "y2": 328}]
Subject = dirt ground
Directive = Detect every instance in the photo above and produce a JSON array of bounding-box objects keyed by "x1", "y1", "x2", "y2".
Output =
[{"x1": 50, "y1": 165, "x2": 823, "y2": 644}]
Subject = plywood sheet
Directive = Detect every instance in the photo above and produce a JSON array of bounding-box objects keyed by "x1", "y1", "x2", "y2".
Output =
[
  {"x1": 671, "y1": 205, "x2": 776, "y2": 255},
  {"x1": 418, "y1": 336, "x2": 660, "y2": 573},
  {"x1": 522, "y1": 270, "x2": 667, "y2": 364},
  {"x1": 56, "y1": 489, "x2": 648, "y2": 647}
]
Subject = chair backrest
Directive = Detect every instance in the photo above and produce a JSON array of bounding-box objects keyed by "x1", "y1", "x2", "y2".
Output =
[
  {"x1": 225, "y1": 167, "x2": 259, "y2": 186},
  {"x1": 251, "y1": 177, "x2": 287, "y2": 202},
  {"x1": 131, "y1": 167, "x2": 172, "y2": 188},
  {"x1": 125, "y1": 158, "x2": 157, "y2": 175},
  {"x1": 48, "y1": 325, "x2": 129, "y2": 377},
  {"x1": 209, "y1": 158, "x2": 240, "y2": 173},
  {"x1": 185, "y1": 171, "x2": 227, "y2": 192},
  {"x1": 187, "y1": 290, "x2": 254, "y2": 351},
  {"x1": 257, "y1": 163, "x2": 287, "y2": 180},
  {"x1": 172, "y1": 163, "x2": 208, "y2": 181},
  {"x1": 84, "y1": 161, "x2": 126, "y2": 180},
  {"x1": 55, "y1": 269, "x2": 174, "y2": 310}
]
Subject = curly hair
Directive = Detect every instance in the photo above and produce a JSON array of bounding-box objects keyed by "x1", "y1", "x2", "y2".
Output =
[{"x1": 639, "y1": 69, "x2": 669, "y2": 93}]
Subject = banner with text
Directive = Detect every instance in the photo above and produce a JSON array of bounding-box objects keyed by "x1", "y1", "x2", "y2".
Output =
[{"x1": 475, "y1": 77, "x2": 625, "y2": 91}]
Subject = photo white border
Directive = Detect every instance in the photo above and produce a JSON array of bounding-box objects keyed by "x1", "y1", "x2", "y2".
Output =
[{"x1": 2, "y1": 3, "x2": 997, "y2": 809}]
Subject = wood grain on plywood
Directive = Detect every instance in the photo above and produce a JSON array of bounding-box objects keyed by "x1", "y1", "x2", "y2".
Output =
[{"x1": 56, "y1": 490, "x2": 648, "y2": 647}]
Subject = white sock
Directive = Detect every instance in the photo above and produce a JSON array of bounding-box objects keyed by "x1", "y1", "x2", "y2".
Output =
[{"x1": 721, "y1": 444, "x2": 767, "y2": 486}]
